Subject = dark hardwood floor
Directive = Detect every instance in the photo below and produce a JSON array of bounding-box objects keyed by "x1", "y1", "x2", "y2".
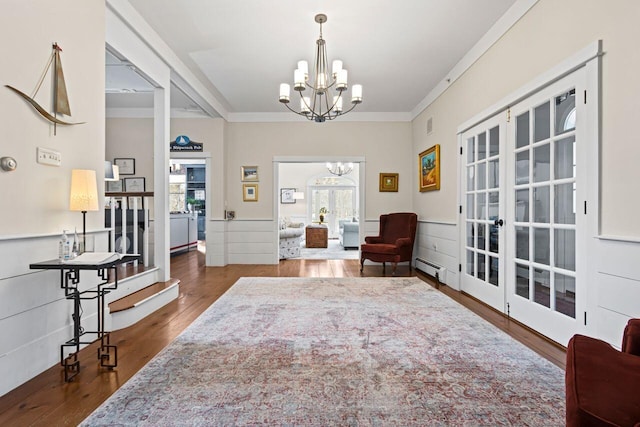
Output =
[{"x1": 0, "y1": 251, "x2": 566, "y2": 426}]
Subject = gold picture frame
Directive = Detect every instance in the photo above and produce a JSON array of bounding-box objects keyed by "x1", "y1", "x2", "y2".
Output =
[
  {"x1": 243, "y1": 183, "x2": 258, "y2": 202},
  {"x1": 419, "y1": 144, "x2": 440, "y2": 192},
  {"x1": 379, "y1": 173, "x2": 399, "y2": 192},
  {"x1": 241, "y1": 165, "x2": 258, "y2": 182}
]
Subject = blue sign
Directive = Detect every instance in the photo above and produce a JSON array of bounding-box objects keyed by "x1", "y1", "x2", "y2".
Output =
[{"x1": 170, "y1": 135, "x2": 203, "y2": 152}]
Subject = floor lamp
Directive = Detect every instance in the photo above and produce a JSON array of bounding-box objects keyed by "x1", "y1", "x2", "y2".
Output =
[{"x1": 69, "y1": 169, "x2": 99, "y2": 253}]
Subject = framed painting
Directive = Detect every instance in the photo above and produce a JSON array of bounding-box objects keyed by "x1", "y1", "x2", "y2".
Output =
[
  {"x1": 243, "y1": 183, "x2": 258, "y2": 202},
  {"x1": 379, "y1": 173, "x2": 399, "y2": 192},
  {"x1": 124, "y1": 177, "x2": 145, "y2": 192},
  {"x1": 106, "y1": 179, "x2": 123, "y2": 192},
  {"x1": 114, "y1": 158, "x2": 135, "y2": 175},
  {"x1": 419, "y1": 144, "x2": 440, "y2": 192},
  {"x1": 281, "y1": 188, "x2": 296, "y2": 204},
  {"x1": 241, "y1": 166, "x2": 258, "y2": 182}
]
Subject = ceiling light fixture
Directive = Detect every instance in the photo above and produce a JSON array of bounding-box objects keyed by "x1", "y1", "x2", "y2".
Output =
[
  {"x1": 326, "y1": 162, "x2": 353, "y2": 176},
  {"x1": 279, "y1": 14, "x2": 363, "y2": 123}
]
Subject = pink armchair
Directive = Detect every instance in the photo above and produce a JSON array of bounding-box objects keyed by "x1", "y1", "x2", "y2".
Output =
[
  {"x1": 360, "y1": 212, "x2": 417, "y2": 275},
  {"x1": 566, "y1": 318, "x2": 640, "y2": 427}
]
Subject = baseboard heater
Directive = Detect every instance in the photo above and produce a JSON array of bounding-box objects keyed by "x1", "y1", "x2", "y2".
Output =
[{"x1": 415, "y1": 257, "x2": 447, "y2": 285}]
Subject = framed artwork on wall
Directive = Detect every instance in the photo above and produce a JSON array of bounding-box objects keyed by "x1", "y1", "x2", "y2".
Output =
[
  {"x1": 379, "y1": 173, "x2": 399, "y2": 192},
  {"x1": 281, "y1": 188, "x2": 296, "y2": 204},
  {"x1": 418, "y1": 144, "x2": 440, "y2": 192},
  {"x1": 241, "y1": 165, "x2": 258, "y2": 182},
  {"x1": 124, "y1": 177, "x2": 145, "y2": 192},
  {"x1": 243, "y1": 183, "x2": 258, "y2": 202},
  {"x1": 114, "y1": 158, "x2": 135, "y2": 175},
  {"x1": 106, "y1": 179, "x2": 123, "y2": 192}
]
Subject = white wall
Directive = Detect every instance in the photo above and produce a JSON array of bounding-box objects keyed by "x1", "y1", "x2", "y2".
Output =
[
  {"x1": 227, "y1": 121, "x2": 413, "y2": 221},
  {"x1": 0, "y1": 0, "x2": 105, "y2": 397}
]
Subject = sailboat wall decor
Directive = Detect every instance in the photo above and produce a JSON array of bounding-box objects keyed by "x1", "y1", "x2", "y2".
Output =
[{"x1": 5, "y1": 43, "x2": 84, "y2": 133}]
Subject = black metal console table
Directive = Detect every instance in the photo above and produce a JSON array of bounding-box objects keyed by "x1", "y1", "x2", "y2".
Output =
[{"x1": 30, "y1": 254, "x2": 139, "y2": 381}]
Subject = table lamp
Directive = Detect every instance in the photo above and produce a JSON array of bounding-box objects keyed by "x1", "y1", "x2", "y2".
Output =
[{"x1": 69, "y1": 169, "x2": 99, "y2": 252}]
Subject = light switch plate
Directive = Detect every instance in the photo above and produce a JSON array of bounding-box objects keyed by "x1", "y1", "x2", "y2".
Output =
[{"x1": 37, "y1": 147, "x2": 61, "y2": 166}]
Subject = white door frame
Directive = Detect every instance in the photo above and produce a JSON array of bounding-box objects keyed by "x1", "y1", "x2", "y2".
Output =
[
  {"x1": 456, "y1": 41, "x2": 602, "y2": 339},
  {"x1": 273, "y1": 156, "x2": 366, "y2": 263}
]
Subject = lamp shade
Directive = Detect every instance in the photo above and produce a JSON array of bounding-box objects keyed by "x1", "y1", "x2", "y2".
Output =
[{"x1": 70, "y1": 169, "x2": 99, "y2": 212}]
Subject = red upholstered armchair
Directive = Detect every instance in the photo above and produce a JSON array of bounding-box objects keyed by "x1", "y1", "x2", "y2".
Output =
[
  {"x1": 566, "y1": 318, "x2": 640, "y2": 427},
  {"x1": 360, "y1": 212, "x2": 417, "y2": 275}
]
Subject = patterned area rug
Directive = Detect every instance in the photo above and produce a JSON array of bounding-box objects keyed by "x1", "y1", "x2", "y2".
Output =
[
  {"x1": 82, "y1": 277, "x2": 565, "y2": 426},
  {"x1": 299, "y1": 238, "x2": 359, "y2": 260}
]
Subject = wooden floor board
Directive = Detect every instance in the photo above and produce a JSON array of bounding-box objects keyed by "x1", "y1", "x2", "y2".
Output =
[{"x1": 0, "y1": 251, "x2": 566, "y2": 426}]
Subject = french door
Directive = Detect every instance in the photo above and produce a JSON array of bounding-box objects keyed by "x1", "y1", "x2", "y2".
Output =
[
  {"x1": 505, "y1": 69, "x2": 587, "y2": 345},
  {"x1": 310, "y1": 186, "x2": 356, "y2": 238},
  {"x1": 460, "y1": 114, "x2": 507, "y2": 312},
  {"x1": 460, "y1": 67, "x2": 588, "y2": 345}
]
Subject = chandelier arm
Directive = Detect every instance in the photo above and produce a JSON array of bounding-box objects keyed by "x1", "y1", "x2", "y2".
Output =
[{"x1": 282, "y1": 101, "x2": 310, "y2": 118}]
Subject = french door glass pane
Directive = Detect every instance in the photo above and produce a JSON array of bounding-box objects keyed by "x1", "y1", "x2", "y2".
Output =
[
  {"x1": 477, "y1": 193, "x2": 486, "y2": 220},
  {"x1": 515, "y1": 226, "x2": 529, "y2": 260},
  {"x1": 478, "y1": 223, "x2": 486, "y2": 250},
  {"x1": 478, "y1": 132, "x2": 487, "y2": 160},
  {"x1": 555, "y1": 183, "x2": 575, "y2": 224},
  {"x1": 516, "y1": 264, "x2": 530, "y2": 298},
  {"x1": 515, "y1": 189, "x2": 529, "y2": 222},
  {"x1": 533, "y1": 186, "x2": 550, "y2": 223},
  {"x1": 555, "y1": 89, "x2": 576, "y2": 135},
  {"x1": 477, "y1": 163, "x2": 486, "y2": 190},
  {"x1": 534, "y1": 101, "x2": 551, "y2": 142},
  {"x1": 516, "y1": 112, "x2": 529, "y2": 149},
  {"x1": 555, "y1": 229, "x2": 576, "y2": 271},
  {"x1": 555, "y1": 136, "x2": 575, "y2": 179},
  {"x1": 467, "y1": 137, "x2": 475, "y2": 163},
  {"x1": 466, "y1": 194, "x2": 474, "y2": 219},
  {"x1": 489, "y1": 256, "x2": 499, "y2": 286},
  {"x1": 516, "y1": 150, "x2": 529, "y2": 184},
  {"x1": 467, "y1": 249, "x2": 475, "y2": 275},
  {"x1": 555, "y1": 273, "x2": 576, "y2": 318},
  {"x1": 534, "y1": 144, "x2": 550, "y2": 182},
  {"x1": 467, "y1": 166, "x2": 475, "y2": 192},
  {"x1": 488, "y1": 160, "x2": 499, "y2": 188},
  {"x1": 534, "y1": 228, "x2": 550, "y2": 265},
  {"x1": 534, "y1": 268, "x2": 551, "y2": 308},
  {"x1": 466, "y1": 222, "x2": 474, "y2": 247},
  {"x1": 477, "y1": 253, "x2": 486, "y2": 281},
  {"x1": 489, "y1": 126, "x2": 500, "y2": 157}
]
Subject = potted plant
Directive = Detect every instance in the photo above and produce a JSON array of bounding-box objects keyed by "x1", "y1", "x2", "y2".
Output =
[{"x1": 319, "y1": 207, "x2": 328, "y2": 223}]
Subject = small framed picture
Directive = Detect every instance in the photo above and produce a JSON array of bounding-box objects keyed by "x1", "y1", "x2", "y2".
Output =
[
  {"x1": 379, "y1": 173, "x2": 399, "y2": 192},
  {"x1": 243, "y1": 183, "x2": 258, "y2": 202},
  {"x1": 241, "y1": 165, "x2": 258, "y2": 182},
  {"x1": 106, "y1": 179, "x2": 123, "y2": 192},
  {"x1": 281, "y1": 188, "x2": 295, "y2": 204},
  {"x1": 124, "y1": 177, "x2": 145, "y2": 192},
  {"x1": 114, "y1": 158, "x2": 135, "y2": 175}
]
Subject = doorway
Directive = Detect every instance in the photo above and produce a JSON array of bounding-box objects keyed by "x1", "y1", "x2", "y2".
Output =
[
  {"x1": 169, "y1": 158, "x2": 208, "y2": 254},
  {"x1": 276, "y1": 159, "x2": 364, "y2": 261},
  {"x1": 459, "y1": 66, "x2": 593, "y2": 346}
]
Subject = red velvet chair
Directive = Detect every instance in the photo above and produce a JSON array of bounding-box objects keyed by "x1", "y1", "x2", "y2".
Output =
[
  {"x1": 566, "y1": 319, "x2": 640, "y2": 427},
  {"x1": 360, "y1": 212, "x2": 417, "y2": 275}
]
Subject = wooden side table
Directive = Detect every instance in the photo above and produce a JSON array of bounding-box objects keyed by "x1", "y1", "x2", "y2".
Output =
[{"x1": 305, "y1": 225, "x2": 328, "y2": 248}]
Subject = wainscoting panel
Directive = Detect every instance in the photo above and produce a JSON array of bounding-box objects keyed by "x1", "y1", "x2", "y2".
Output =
[
  {"x1": 205, "y1": 220, "x2": 226, "y2": 267},
  {"x1": 0, "y1": 232, "x2": 109, "y2": 397},
  {"x1": 414, "y1": 221, "x2": 459, "y2": 289},
  {"x1": 227, "y1": 219, "x2": 277, "y2": 265},
  {"x1": 593, "y1": 237, "x2": 640, "y2": 346}
]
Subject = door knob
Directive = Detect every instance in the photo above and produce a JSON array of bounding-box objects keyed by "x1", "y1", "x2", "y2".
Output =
[{"x1": 494, "y1": 218, "x2": 504, "y2": 227}]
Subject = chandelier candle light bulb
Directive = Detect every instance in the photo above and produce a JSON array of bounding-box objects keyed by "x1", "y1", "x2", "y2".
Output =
[{"x1": 279, "y1": 13, "x2": 362, "y2": 122}]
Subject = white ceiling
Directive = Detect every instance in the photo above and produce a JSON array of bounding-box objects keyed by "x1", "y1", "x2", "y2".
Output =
[{"x1": 108, "y1": 0, "x2": 520, "y2": 117}]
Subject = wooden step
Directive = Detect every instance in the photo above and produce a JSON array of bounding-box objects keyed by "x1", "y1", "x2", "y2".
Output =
[{"x1": 109, "y1": 279, "x2": 180, "y2": 313}]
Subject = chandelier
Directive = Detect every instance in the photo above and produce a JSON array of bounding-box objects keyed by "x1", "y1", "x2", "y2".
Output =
[
  {"x1": 326, "y1": 162, "x2": 353, "y2": 176},
  {"x1": 279, "y1": 14, "x2": 363, "y2": 123}
]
